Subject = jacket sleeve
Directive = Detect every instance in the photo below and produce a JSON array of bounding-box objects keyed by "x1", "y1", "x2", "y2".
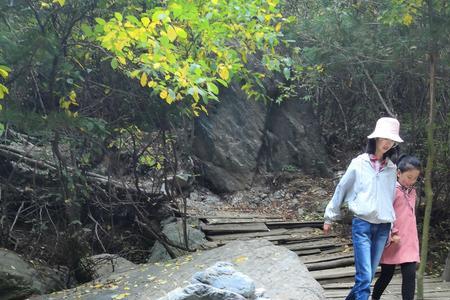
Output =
[
  {"x1": 391, "y1": 190, "x2": 400, "y2": 234},
  {"x1": 324, "y1": 159, "x2": 358, "y2": 224}
]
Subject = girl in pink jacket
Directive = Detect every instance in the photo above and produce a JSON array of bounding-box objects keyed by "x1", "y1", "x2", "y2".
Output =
[{"x1": 372, "y1": 155, "x2": 421, "y2": 300}]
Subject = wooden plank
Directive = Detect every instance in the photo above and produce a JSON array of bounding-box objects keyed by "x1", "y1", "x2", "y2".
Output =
[
  {"x1": 300, "y1": 252, "x2": 354, "y2": 264},
  {"x1": 321, "y1": 246, "x2": 351, "y2": 255},
  {"x1": 266, "y1": 220, "x2": 323, "y2": 229},
  {"x1": 206, "y1": 228, "x2": 288, "y2": 241},
  {"x1": 322, "y1": 276, "x2": 447, "y2": 290},
  {"x1": 200, "y1": 222, "x2": 269, "y2": 234},
  {"x1": 203, "y1": 217, "x2": 284, "y2": 224},
  {"x1": 306, "y1": 257, "x2": 354, "y2": 271},
  {"x1": 311, "y1": 266, "x2": 356, "y2": 280},
  {"x1": 282, "y1": 227, "x2": 319, "y2": 234},
  {"x1": 294, "y1": 249, "x2": 321, "y2": 256},
  {"x1": 279, "y1": 235, "x2": 340, "y2": 245},
  {"x1": 193, "y1": 213, "x2": 284, "y2": 219},
  {"x1": 284, "y1": 239, "x2": 350, "y2": 251},
  {"x1": 312, "y1": 266, "x2": 381, "y2": 281}
]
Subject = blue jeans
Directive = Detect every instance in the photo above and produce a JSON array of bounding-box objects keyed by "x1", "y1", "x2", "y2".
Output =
[{"x1": 345, "y1": 218, "x2": 391, "y2": 300}]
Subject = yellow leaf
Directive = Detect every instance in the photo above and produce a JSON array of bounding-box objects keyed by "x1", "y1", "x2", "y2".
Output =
[
  {"x1": 402, "y1": 14, "x2": 413, "y2": 26},
  {"x1": 192, "y1": 88, "x2": 199, "y2": 102},
  {"x1": 160, "y1": 89, "x2": 168, "y2": 99},
  {"x1": 166, "y1": 95, "x2": 174, "y2": 104},
  {"x1": 140, "y1": 73, "x2": 148, "y2": 87},
  {"x1": 53, "y1": 0, "x2": 65, "y2": 6},
  {"x1": 141, "y1": 17, "x2": 151, "y2": 27},
  {"x1": 69, "y1": 90, "x2": 76, "y2": 101},
  {"x1": 275, "y1": 22, "x2": 281, "y2": 32},
  {"x1": 255, "y1": 32, "x2": 264, "y2": 40},
  {"x1": 148, "y1": 81, "x2": 157, "y2": 88},
  {"x1": 113, "y1": 293, "x2": 130, "y2": 300},
  {"x1": 267, "y1": 0, "x2": 279, "y2": 7},
  {"x1": 130, "y1": 70, "x2": 140, "y2": 78},
  {"x1": 218, "y1": 65, "x2": 229, "y2": 81},
  {"x1": 233, "y1": 255, "x2": 248, "y2": 264},
  {"x1": 117, "y1": 56, "x2": 126, "y2": 65},
  {"x1": 0, "y1": 68, "x2": 9, "y2": 79},
  {"x1": 174, "y1": 26, "x2": 187, "y2": 39},
  {"x1": 167, "y1": 26, "x2": 177, "y2": 42},
  {"x1": 241, "y1": 51, "x2": 248, "y2": 63}
]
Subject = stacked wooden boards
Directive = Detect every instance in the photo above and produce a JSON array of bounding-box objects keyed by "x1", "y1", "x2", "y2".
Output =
[{"x1": 196, "y1": 214, "x2": 450, "y2": 299}]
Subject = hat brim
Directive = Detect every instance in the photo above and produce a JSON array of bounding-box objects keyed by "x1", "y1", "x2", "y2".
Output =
[{"x1": 367, "y1": 133, "x2": 403, "y2": 143}]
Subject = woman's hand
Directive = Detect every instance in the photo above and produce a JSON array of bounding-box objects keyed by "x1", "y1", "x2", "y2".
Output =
[
  {"x1": 391, "y1": 234, "x2": 400, "y2": 243},
  {"x1": 323, "y1": 223, "x2": 332, "y2": 235}
]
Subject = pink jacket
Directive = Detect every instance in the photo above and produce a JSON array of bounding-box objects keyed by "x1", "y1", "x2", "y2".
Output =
[{"x1": 380, "y1": 182, "x2": 420, "y2": 264}]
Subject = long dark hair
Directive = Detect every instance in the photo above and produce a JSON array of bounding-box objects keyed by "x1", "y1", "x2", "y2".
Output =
[
  {"x1": 365, "y1": 138, "x2": 399, "y2": 161},
  {"x1": 397, "y1": 154, "x2": 421, "y2": 172}
]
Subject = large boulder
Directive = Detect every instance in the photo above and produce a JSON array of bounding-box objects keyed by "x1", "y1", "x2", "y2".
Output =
[
  {"x1": 0, "y1": 248, "x2": 65, "y2": 300},
  {"x1": 148, "y1": 218, "x2": 208, "y2": 263},
  {"x1": 262, "y1": 99, "x2": 330, "y2": 176},
  {"x1": 192, "y1": 85, "x2": 329, "y2": 193},
  {"x1": 193, "y1": 84, "x2": 267, "y2": 193},
  {"x1": 32, "y1": 239, "x2": 325, "y2": 300}
]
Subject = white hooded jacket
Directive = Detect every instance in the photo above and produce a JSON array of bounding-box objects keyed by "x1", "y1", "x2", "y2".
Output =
[{"x1": 324, "y1": 153, "x2": 397, "y2": 224}]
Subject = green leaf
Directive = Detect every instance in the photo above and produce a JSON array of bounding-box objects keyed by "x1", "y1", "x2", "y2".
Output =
[
  {"x1": 207, "y1": 82, "x2": 219, "y2": 95},
  {"x1": 175, "y1": 26, "x2": 187, "y2": 39},
  {"x1": 283, "y1": 67, "x2": 290, "y2": 80},
  {"x1": 80, "y1": 23, "x2": 93, "y2": 36},
  {"x1": 0, "y1": 65, "x2": 11, "y2": 79},
  {"x1": 110, "y1": 58, "x2": 118, "y2": 69},
  {"x1": 216, "y1": 79, "x2": 228, "y2": 87},
  {"x1": 114, "y1": 12, "x2": 123, "y2": 22},
  {"x1": 126, "y1": 15, "x2": 140, "y2": 25},
  {"x1": 95, "y1": 18, "x2": 106, "y2": 25}
]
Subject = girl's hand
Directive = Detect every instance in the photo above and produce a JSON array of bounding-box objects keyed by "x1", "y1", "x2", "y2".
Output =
[
  {"x1": 323, "y1": 223, "x2": 332, "y2": 235},
  {"x1": 391, "y1": 234, "x2": 400, "y2": 243}
]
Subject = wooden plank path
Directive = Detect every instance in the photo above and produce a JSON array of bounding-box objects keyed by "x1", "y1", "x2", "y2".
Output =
[{"x1": 194, "y1": 214, "x2": 450, "y2": 299}]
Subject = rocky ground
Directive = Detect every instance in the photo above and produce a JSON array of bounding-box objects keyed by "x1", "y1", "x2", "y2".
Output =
[
  {"x1": 181, "y1": 171, "x2": 339, "y2": 221},
  {"x1": 30, "y1": 239, "x2": 325, "y2": 300}
]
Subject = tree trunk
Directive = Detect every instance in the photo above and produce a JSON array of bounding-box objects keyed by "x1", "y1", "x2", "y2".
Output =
[
  {"x1": 443, "y1": 250, "x2": 450, "y2": 282},
  {"x1": 416, "y1": 9, "x2": 437, "y2": 297}
]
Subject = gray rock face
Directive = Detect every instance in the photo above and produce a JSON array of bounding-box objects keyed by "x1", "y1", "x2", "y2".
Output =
[
  {"x1": 33, "y1": 239, "x2": 325, "y2": 300},
  {"x1": 192, "y1": 85, "x2": 329, "y2": 193},
  {"x1": 0, "y1": 248, "x2": 65, "y2": 300},
  {"x1": 262, "y1": 100, "x2": 330, "y2": 177},
  {"x1": 148, "y1": 218, "x2": 208, "y2": 263},
  {"x1": 193, "y1": 84, "x2": 267, "y2": 193}
]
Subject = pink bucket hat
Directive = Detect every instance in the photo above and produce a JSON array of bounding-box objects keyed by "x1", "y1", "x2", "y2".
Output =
[{"x1": 367, "y1": 117, "x2": 403, "y2": 143}]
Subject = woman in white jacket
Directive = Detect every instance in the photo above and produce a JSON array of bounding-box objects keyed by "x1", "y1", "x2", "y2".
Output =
[{"x1": 323, "y1": 117, "x2": 403, "y2": 300}]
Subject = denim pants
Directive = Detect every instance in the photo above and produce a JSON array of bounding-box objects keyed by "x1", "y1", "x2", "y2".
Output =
[{"x1": 345, "y1": 218, "x2": 391, "y2": 300}]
